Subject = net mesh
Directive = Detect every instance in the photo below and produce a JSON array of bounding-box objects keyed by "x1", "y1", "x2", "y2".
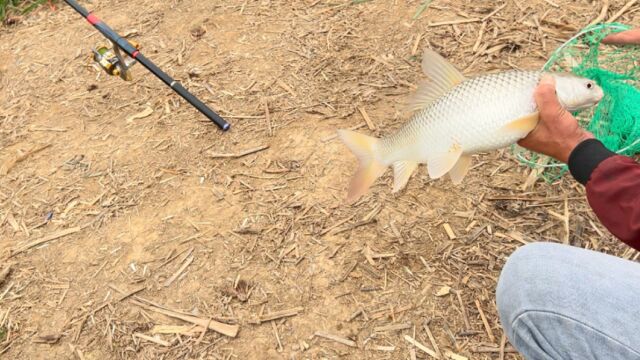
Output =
[{"x1": 514, "y1": 23, "x2": 640, "y2": 182}]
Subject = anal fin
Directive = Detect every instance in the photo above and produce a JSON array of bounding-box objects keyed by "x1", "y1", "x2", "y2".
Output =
[
  {"x1": 427, "y1": 145, "x2": 463, "y2": 180},
  {"x1": 449, "y1": 155, "x2": 472, "y2": 185},
  {"x1": 392, "y1": 161, "x2": 419, "y2": 193}
]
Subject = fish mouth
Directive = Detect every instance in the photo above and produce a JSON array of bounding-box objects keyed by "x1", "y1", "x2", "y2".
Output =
[
  {"x1": 567, "y1": 100, "x2": 600, "y2": 112},
  {"x1": 566, "y1": 93, "x2": 604, "y2": 112}
]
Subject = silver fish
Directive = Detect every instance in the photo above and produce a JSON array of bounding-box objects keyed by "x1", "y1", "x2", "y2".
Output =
[{"x1": 338, "y1": 49, "x2": 603, "y2": 203}]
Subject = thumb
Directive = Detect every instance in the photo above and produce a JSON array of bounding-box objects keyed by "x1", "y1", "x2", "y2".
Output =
[
  {"x1": 534, "y1": 75, "x2": 564, "y2": 114},
  {"x1": 602, "y1": 29, "x2": 640, "y2": 45}
]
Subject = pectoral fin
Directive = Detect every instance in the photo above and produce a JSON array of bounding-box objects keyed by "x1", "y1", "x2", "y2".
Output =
[
  {"x1": 500, "y1": 112, "x2": 540, "y2": 137},
  {"x1": 427, "y1": 145, "x2": 463, "y2": 180},
  {"x1": 449, "y1": 155, "x2": 472, "y2": 185}
]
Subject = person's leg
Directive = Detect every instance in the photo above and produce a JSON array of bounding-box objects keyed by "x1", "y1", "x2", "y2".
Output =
[{"x1": 497, "y1": 242, "x2": 640, "y2": 360}]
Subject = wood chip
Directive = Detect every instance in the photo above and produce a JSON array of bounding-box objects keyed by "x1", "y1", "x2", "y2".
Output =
[
  {"x1": 442, "y1": 223, "x2": 456, "y2": 240},
  {"x1": 435, "y1": 286, "x2": 451, "y2": 297},
  {"x1": 358, "y1": 107, "x2": 376, "y2": 130}
]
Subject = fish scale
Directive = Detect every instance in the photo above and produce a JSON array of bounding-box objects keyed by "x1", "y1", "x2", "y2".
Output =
[{"x1": 337, "y1": 49, "x2": 603, "y2": 203}]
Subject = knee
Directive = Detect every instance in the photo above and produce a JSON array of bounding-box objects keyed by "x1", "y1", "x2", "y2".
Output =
[{"x1": 496, "y1": 242, "x2": 568, "y2": 333}]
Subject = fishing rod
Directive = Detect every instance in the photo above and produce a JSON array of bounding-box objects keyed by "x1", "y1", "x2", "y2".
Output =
[{"x1": 63, "y1": 0, "x2": 230, "y2": 131}]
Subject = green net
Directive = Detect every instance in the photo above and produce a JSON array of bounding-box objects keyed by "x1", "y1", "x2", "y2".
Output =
[{"x1": 513, "y1": 23, "x2": 640, "y2": 182}]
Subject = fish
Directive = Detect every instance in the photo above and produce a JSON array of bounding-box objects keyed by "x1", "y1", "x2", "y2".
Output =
[{"x1": 337, "y1": 49, "x2": 604, "y2": 203}]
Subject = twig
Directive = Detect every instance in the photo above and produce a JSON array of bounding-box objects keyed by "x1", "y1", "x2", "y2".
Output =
[
  {"x1": 0, "y1": 266, "x2": 11, "y2": 287},
  {"x1": 563, "y1": 196, "x2": 570, "y2": 244},
  {"x1": 11, "y1": 227, "x2": 81, "y2": 256},
  {"x1": 423, "y1": 321, "x2": 443, "y2": 359},
  {"x1": 134, "y1": 333, "x2": 172, "y2": 347},
  {"x1": 474, "y1": 299, "x2": 495, "y2": 342},
  {"x1": 456, "y1": 290, "x2": 471, "y2": 330},
  {"x1": 373, "y1": 323, "x2": 412, "y2": 332},
  {"x1": 608, "y1": 0, "x2": 637, "y2": 22},
  {"x1": 320, "y1": 215, "x2": 356, "y2": 236},
  {"x1": 208, "y1": 145, "x2": 269, "y2": 159},
  {"x1": 272, "y1": 321, "x2": 283, "y2": 352},
  {"x1": 589, "y1": 0, "x2": 610, "y2": 25},
  {"x1": 444, "y1": 350, "x2": 469, "y2": 360},
  {"x1": 109, "y1": 284, "x2": 147, "y2": 302},
  {"x1": 163, "y1": 255, "x2": 194, "y2": 287},
  {"x1": 251, "y1": 307, "x2": 304, "y2": 324},
  {"x1": 0, "y1": 144, "x2": 51, "y2": 176},
  {"x1": 481, "y1": 3, "x2": 507, "y2": 21},
  {"x1": 195, "y1": 318, "x2": 210, "y2": 345},
  {"x1": 314, "y1": 331, "x2": 356, "y2": 347},
  {"x1": 471, "y1": 345, "x2": 518, "y2": 353},
  {"x1": 131, "y1": 300, "x2": 239, "y2": 337},
  {"x1": 428, "y1": 18, "x2": 481, "y2": 27},
  {"x1": 403, "y1": 335, "x2": 439, "y2": 358}
]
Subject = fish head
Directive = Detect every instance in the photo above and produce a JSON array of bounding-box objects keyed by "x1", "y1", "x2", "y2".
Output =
[{"x1": 552, "y1": 73, "x2": 604, "y2": 112}]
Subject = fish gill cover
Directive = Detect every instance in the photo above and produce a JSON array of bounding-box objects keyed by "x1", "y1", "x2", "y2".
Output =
[{"x1": 515, "y1": 23, "x2": 640, "y2": 182}]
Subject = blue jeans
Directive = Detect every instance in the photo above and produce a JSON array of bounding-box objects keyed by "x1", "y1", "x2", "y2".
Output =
[{"x1": 497, "y1": 242, "x2": 640, "y2": 360}]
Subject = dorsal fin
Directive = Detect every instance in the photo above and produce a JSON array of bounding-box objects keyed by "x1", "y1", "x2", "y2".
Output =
[{"x1": 406, "y1": 49, "x2": 466, "y2": 112}]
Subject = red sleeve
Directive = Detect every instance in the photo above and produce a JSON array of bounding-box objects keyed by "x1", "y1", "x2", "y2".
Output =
[
  {"x1": 568, "y1": 139, "x2": 640, "y2": 250},
  {"x1": 586, "y1": 156, "x2": 640, "y2": 250}
]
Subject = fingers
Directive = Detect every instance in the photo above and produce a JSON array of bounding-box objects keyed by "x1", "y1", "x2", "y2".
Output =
[{"x1": 602, "y1": 29, "x2": 640, "y2": 45}]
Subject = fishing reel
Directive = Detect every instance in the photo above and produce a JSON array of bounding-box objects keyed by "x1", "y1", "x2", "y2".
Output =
[{"x1": 91, "y1": 39, "x2": 140, "y2": 81}]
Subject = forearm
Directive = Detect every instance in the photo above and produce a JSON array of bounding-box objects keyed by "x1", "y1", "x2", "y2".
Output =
[{"x1": 568, "y1": 139, "x2": 640, "y2": 250}]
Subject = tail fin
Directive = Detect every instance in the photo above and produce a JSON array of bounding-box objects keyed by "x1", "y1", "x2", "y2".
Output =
[{"x1": 337, "y1": 130, "x2": 387, "y2": 203}]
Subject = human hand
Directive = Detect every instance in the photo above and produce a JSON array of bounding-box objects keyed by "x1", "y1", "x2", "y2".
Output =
[
  {"x1": 602, "y1": 28, "x2": 640, "y2": 45},
  {"x1": 517, "y1": 75, "x2": 595, "y2": 163}
]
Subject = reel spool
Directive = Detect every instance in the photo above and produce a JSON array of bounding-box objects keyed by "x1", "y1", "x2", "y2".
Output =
[{"x1": 92, "y1": 39, "x2": 140, "y2": 81}]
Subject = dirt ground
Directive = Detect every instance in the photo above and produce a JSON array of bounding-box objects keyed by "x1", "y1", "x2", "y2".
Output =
[{"x1": 1, "y1": 1, "x2": 639, "y2": 359}]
